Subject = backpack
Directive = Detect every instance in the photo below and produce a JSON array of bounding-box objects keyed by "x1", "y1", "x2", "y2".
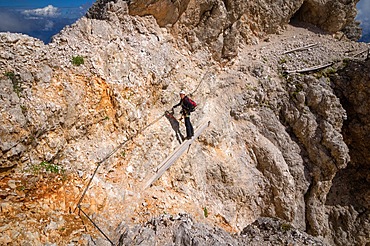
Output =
[{"x1": 187, "y1": 97, "x2": 197, "y2": 112}]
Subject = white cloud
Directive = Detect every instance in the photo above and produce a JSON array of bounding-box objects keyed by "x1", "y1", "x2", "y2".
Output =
[
  {"x1": 357, "y1": 0, "x2": 370, "y2": 20},
  {"x1": 23, "y1": 5, "x2": 60, "y2": 17},
  {"x1": 25, "y1": 16, "x2": 42, "y2": 20}
]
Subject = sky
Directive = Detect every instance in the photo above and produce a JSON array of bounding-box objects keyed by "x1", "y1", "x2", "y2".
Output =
[
  {"x1": 0, "y1": 0, "x2": 369, "y2": 43},
  {"x1": 0, "y1": 0, "x2": 94, "y2": 43},
  {"x1": 356, "y1": 0, "x2": 370, "y2": 42}
]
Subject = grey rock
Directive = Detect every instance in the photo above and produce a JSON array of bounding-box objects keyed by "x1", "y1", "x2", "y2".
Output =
[{"x1": 115, "y1": 214, "x2": 325, "y2": 246}]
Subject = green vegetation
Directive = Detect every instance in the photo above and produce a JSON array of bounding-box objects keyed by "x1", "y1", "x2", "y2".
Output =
[
  {"x1": 20, "y1": 105, "x2": 27, "y2": 115},
  {"x1": 245, "y1": 84, "x2": 257, "y2": 91},
  {"x1": 281, "y1": 222, "x2": 292, "y2": 232},
  {"x1": 203, "y1": 207, "x2": 208, "y2": 218},
  {"x1": 290, "y1": 83, "x2": 304, "y2": 99},
  {"x1": 342, "y1": 58, "x2": 350, "y2": 67},
  {"x1": 16, "y1": 185, "x2": 26, "y2": 191},
  {"x1": 294, "y1": 83, "x2": 303, "y2": 93},
  {"x1": 32, "y1": 161, "x2": 65, "y2": 175},
  {"x1": 4, "y1": 71, "x2": 22, "y2": 97},
  {"x1": 314, "y1": 67, "x2": 337, "y2": 79},
  {"x1": 41, "y1": 161, "x2": 61, "y2": 173},
  {"x1": 279, "y1": 57, "x2": 287, "y2": 64},
  {"x1": 4, "y1": 71, "x2": 15, "y2": 78},
  {"x1": 71, "y1": 55, "x2": 84, "y2": 66}
]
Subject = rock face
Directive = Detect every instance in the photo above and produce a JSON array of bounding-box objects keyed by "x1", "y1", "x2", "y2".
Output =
[
  {"x1": 293, "y1": 0, "x2": 360, "y2": 36},
  {"x1": 111, "y1": 214, "x2": 325, "y2": 246},
  {"x1": 128, "y1": 0, "x2": 190, "y2": 26},
  {"x1": 328, "y1": 59, "x2": 370, "y2": 246},
  {"x1": 281, "y1": 73, "x2": 350, "y2": 238},
  {"x1": 0, "y1": 0, "x2": 369, "y2": 246},
  {"x1": 90, "y1": 0, "x2": 361, "y2": 60}
]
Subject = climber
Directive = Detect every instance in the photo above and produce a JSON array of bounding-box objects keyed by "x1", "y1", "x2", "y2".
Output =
[{"x1": 172, "y1": 90, "x2": 195, "y2": 140}]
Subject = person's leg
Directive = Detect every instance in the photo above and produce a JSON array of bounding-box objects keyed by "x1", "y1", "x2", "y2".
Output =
[
  {"x1": 185, "y1": 117, "x2": 192, "y2": 139},
  {"x1": 177, "y1": 129, "x2": 185, "y2": 142},
  {"x1": 189, "y1": 118, "x2": 194, "y2": 136}
]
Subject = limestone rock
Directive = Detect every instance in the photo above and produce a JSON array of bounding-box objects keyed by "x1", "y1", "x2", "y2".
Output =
[
  {"x1": 327, "y1": 59, "x2": 370, "y2": 246},
  {"x1": 126, "y1": 0, "x2": 360, "y2": 60},
  {"x1": 128, "y1": 0, "x2": 190, "y2": 26},
  {"x1": 0, "y1": 1, "x2": 369, "y2": 246},
  {"x1": 294, "y1": 0, "x2": 359, "y2": 34},
  {"x1": 112, "y1": 214, "x2": 325, "y2": 246}
]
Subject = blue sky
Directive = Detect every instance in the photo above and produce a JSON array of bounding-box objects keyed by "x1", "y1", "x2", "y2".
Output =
[
  {"x1": 0, "y1": 0, "x2": 369, "y2": 43},
  {"x1": 356, "y1": 0, "x2": 370, "y2": 42},
  {"x1": 0, "y1": 0, "x2": 94, "y2": 43}
]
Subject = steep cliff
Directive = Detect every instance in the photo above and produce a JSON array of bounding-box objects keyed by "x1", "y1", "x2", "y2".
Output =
[
  {"x1": 328, "y1": 58, "x2": 370, "y2": 245},
  {"x1": 0, "y1": 0, "x2": 369, "y2": 245},
  {"x1": 125, "y1": 0, "x2": 361, "y2": 60}
]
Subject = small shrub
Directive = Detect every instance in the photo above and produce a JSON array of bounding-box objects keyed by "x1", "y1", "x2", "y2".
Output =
[
  {"x1": 71, "y1": 55, "x2": 84, "y2": 66},
  {"x1": 314, "y1": 67, "x2": 337, "y2": 79},
  {"x1": 40, "y1": 161, "x2": 60, "y2": 173},
  {"x1": 4, "y1": 71, "x2": 22, "y2": 96},
  {"x1": 4, "y1": 71, "x2": 15, "y2": 78},
  {"x1": 32, "y1": 161, "x2": 65, "y2": 174},
  {"x1": 20, "y1": 105, "x2": 27, "y2": 114},
  {"x1": 279, "y1": 57, "x2": 287, "y2": 64},
  {"x1": 281, "y1": 223, "x2": 292, "y2": 232},
  {"x1": 295, "y1": 83, "x2": 303, "y2": 92},
  {"x1": 324, "y1": 67, "x2": 337, "y2": 75},
  {"x1": 342, "y1": 58, "x2": 350, "y2": 67},
  {"x1": 16, "y1": 185, "x2": 26, "y2": 191},
  {"x1": 245, "y1": 84, "x2": 256, "y2": 91},
  {"x1": 203, "y1": 207, "x2": 208, "y2": 218}
]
